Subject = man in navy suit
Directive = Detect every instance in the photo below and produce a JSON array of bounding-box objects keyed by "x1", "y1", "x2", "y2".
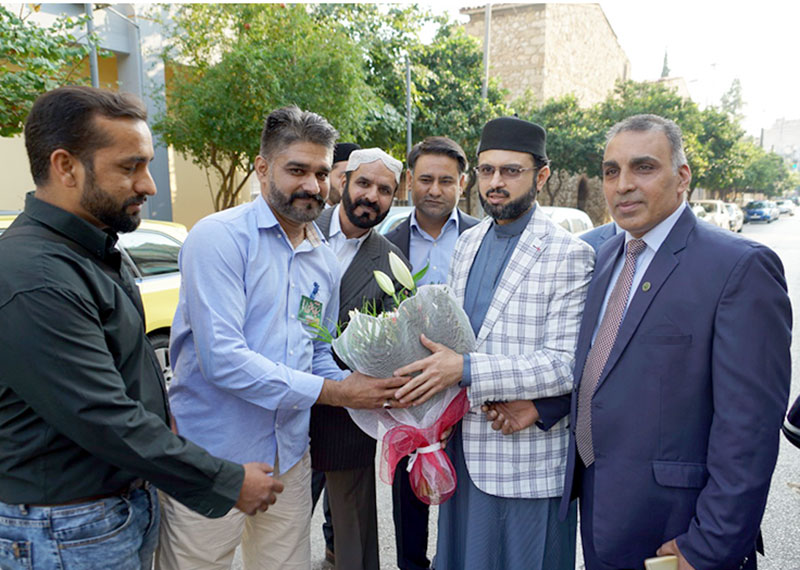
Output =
[
  {"x1": 568, "y1": 114, "x2": 792, "y2": 569},
  {"x1": 489, "y1": 114, "x2": 792, "y2": 569},
  {"x1": 385, "y1": 136, "x2": 478, "y2": 570}
]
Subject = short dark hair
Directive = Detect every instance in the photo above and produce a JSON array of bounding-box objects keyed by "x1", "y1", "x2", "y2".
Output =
[
  {"x1": 407, "y1": 136, "x2": 469, "y2": 174},
  {"x1": 24, "y1": 86, "x2": 148, "y2": 186},
  {"x1": 259, "y1": 105, "x2": 338, "y2": 162}
]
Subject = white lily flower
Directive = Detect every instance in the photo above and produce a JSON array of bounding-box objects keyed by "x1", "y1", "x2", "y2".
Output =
[
  {"x1": 373, "y1": 270, "x2": 396, "y2": 297},
  {"x1": 389, "y1": 251, "x2": 415, "y2": 291}
]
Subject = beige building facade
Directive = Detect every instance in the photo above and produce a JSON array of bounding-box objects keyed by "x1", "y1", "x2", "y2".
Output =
[
  {"x1": 762, "y1": 118, "x2": 800, "y2": 166},
  {"x1": 461, "y1": 3, "x2": 630, "y2": 107},
  {"x1": 1, "y1": 3, "x2": 245, "y2": 229}
]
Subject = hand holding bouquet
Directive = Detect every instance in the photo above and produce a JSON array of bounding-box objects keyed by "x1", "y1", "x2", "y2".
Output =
[{"x1": 332, "y1": 253, "x2": 476, "y2": 505}]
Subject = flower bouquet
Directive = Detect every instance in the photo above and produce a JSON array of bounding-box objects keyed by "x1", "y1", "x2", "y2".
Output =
[{"x1": 332, "y1": 252, "x2": 476, "y2": 505}]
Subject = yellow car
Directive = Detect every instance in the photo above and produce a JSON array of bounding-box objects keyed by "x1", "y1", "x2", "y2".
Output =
[{"x1": 0, "y1": 213, "x2": 185, "y2": 386}]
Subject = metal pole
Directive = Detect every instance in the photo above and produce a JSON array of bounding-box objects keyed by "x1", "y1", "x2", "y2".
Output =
[
  {"x1": 84, "y1": 4, "x2": 99, "y2": 88},
  {"x1": 406, "y1": 55, "x2": 412, "y2": 157},
  {"x1": 481, "y1": 3, "x2": 491, "y2": 99}
]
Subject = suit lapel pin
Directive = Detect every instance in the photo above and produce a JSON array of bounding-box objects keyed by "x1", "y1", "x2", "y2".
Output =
[{"x1": 642, "y1": 281, "x2": 651, "y2": 292}]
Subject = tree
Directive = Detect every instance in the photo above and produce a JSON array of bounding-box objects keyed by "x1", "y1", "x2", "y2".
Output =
[
  {"x1": 311, "y1": 6, "x2": 509, "y2": 157},
  {"x1": 693, "y1": 105, "x2": 745, "y2": 200},
  {"x1": 152, "y1": 4, "x2": 375, "y2": 211},
  {"x1": 310, "y1": 4, "x2": 434, "y2": 156},
  {"x1": 515, "y1": 94, "x2": 604, "y2": 205},
  {"x1": 595, "y1": 80, "x2": 708, "y2": 197},
  {"x1": 733, "y1": 143, "x2": 794, "y2": 198},
  {"x1": 0, "y1": 5, "x2": 94, "y2": 137},
  {"x1": 720, "y1": 78, "x2": 745, "y2": 125},
  {"x1": 412, "y1": 24, "x2": 509, "y2": 159},
  {"x1": 661, "y1": 51, "x2": 670, "y2": 78}
]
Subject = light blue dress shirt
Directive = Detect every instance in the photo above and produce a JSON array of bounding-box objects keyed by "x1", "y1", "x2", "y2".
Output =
[
  {"x1": 592, "y1": 202, "x2": 687, "y2": 342},
  {"x1": 169, "y1": 194, "x2": 348, "y2": 474},
  {"x1": 409, "y1": 208, "x2": 460, "y2": 285}
]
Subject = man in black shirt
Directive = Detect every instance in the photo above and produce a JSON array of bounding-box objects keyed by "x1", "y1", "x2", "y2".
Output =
[{"x1": 0, "y1": 86, "x2": 282, "y2": 569}]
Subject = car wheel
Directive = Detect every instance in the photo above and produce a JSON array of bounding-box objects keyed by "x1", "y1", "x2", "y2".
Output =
[{"x1": 148, "y1": 333, "x2": 173, "y2": 388}]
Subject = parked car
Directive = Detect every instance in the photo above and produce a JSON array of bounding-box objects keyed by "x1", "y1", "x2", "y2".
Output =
[
  {"x1": 690, "y1": 200, "x2": 730, "y2": 230},
  {"x1": 376, "y1": 205, "x2": 416, "y2": 235},
  {"x1": 0, "y1": 215, "x2": 185, "y2": 385},
  {"x1": 724, "y1": 203, "x2": 744, "y2": 232},
  {"x1": 540, "y1": 206, "x2": 594, "y2": 235},
  {"x1": 775, "y1": 199, "x2": 796, "y2": 216},
  {"x1": 743, "y1": 200, "x2": 779, "y2": 223}
]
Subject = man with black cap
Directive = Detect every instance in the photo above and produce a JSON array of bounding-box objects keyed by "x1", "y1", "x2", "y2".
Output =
[
  {"x1": 327, "y1": 142, "x2": 361, "y2": 206},
  {"x1": 393, "y1": 117, "x2": 595, "y2": 569}
]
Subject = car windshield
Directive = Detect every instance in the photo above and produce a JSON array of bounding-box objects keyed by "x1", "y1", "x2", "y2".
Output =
[
  {"x1": 695, "y1": 203, "x2": 717, "y2": 214},
  {"x1": 746, "y1": 201, "x2": 766, "y2": 209},
  {"x1": 118, "y1": 230, "x2": 182, "y2": 277}
]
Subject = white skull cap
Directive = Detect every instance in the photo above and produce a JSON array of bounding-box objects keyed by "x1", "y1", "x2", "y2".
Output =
[{"x1": 345, "y1": 148, "x2": 403, "y2": 184}]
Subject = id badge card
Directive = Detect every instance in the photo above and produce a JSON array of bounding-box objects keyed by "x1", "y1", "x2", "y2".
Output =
[{"x1": 299, "y1": 294, "x2": 323, "y2": 327}]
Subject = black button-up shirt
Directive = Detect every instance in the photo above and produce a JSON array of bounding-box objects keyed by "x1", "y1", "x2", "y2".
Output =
[{"x1": 0, "y1": 193, "x2": 243, "y2": 517}]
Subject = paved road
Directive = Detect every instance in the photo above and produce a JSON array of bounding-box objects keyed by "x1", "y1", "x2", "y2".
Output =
[
  {"x1": 742, "y1": 213, "x2": 800, "y2": 570},
  {"x1": 239, "y1": 212, "x2": 800, "y2": 569}
]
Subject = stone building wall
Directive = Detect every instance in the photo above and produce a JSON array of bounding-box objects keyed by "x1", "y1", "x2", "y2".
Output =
[
  {"x1": 541, "y1": 172, "x2": 610, "y2": 226},
  {"x1": 462, "y1": 3, "x2": 629, "y2": 107},
  {"x1": 463, "y1": 4, "x2": 547, "y2": 104},
  {"x1": 541, "y1": 4, "x2": 629, "y2": 105}
]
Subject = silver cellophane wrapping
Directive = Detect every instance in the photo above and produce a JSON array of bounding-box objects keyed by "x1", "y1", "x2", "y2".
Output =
[{"x1": 333, "y1": 284, "x2": 476, "y2": 434}]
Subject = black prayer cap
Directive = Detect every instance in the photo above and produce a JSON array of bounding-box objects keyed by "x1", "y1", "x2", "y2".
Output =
[
  {"x1": 477, "y1": 117, "x2": 547, "y2": 160},
  {"x1": 333, "y1": 142, "x2": 361, "y2": 165}
]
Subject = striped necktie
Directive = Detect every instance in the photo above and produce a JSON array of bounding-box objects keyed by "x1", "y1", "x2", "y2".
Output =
[{"x1": 576, "y1": 238, "x2": 646, "y2": 467}]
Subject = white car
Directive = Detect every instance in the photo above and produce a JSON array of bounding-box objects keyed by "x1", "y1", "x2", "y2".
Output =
[
  {"x1": 376, "y1": 205, "x2": 415, "y2": 235},
  {"x1": 775, "y1": 199, "x2": 796, "y2": 216},
  {"x1": 724, "y1": 203, "x2": 744, "y2": 233},
  {"x1": 540, "y1": 206, "x2": 594, "y2": 235},
  {"x1": 690, "y1": 200, "x2": 730, "y2": 230}
]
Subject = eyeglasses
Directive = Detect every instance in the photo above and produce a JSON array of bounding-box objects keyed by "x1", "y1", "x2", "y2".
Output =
[{"x1": 474, "y1": 164, "x2": 536, "y2": 179}]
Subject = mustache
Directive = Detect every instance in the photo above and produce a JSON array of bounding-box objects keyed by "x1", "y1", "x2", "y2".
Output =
[
  {"x1": 351, "y1": 198, "x2": 380, "y2": 213},
  {"x1": 123, "y1": 196, "x2": 146, "y2": 208},
  {"x1": 290, "y1": 191, "x2": 324, "y2": 205},
  {"x1": 486, "y1": 188, "x2": 510, "y2": 198}
]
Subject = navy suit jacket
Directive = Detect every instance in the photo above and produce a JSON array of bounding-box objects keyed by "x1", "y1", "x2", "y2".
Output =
[
  {"x1": 561, "y1": 207, "x2": 791, "y2": 568},
  {"x1": 580, "y1": 221, "x2": 617, "y2": 252},
  {"x1": 384, "y1": 207, "x2": 479, "y2": 259}
]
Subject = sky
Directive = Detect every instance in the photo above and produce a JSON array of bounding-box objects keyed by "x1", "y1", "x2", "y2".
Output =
[{"x1": 436, "y1": 0, "x2": 798, "y2": 137}]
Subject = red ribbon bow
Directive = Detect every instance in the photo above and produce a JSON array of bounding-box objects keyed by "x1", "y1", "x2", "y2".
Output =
[{"x1": 381, "y1": 389, "x2": 470, "y2": 505}]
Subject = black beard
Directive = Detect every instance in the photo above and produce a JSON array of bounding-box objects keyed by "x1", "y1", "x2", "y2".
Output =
[
  {"x1": 80, "y1": 162, "x2": 143, "y2": 233},
  {"x1": 267, "y1": 179, "x2": 325, "y2": 223},
  {"x1": 479, "y1": 182, "x2": 537, "y2": 222},
  {"x1": 341, "y1": 182, "x2": 390, "y2": 229}
]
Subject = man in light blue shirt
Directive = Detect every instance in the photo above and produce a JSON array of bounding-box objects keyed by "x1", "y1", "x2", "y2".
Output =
[
  {"x1": 385, "y1": 136, "x2": 479, "y2": 570},
  {"x1": 156, "y1": 106, "x2": 408, "y2": 570}
]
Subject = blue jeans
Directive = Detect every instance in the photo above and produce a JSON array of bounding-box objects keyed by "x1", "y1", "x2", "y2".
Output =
[{"x1": 0, "y1": 484, "x2": 159, "y2": 569}]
